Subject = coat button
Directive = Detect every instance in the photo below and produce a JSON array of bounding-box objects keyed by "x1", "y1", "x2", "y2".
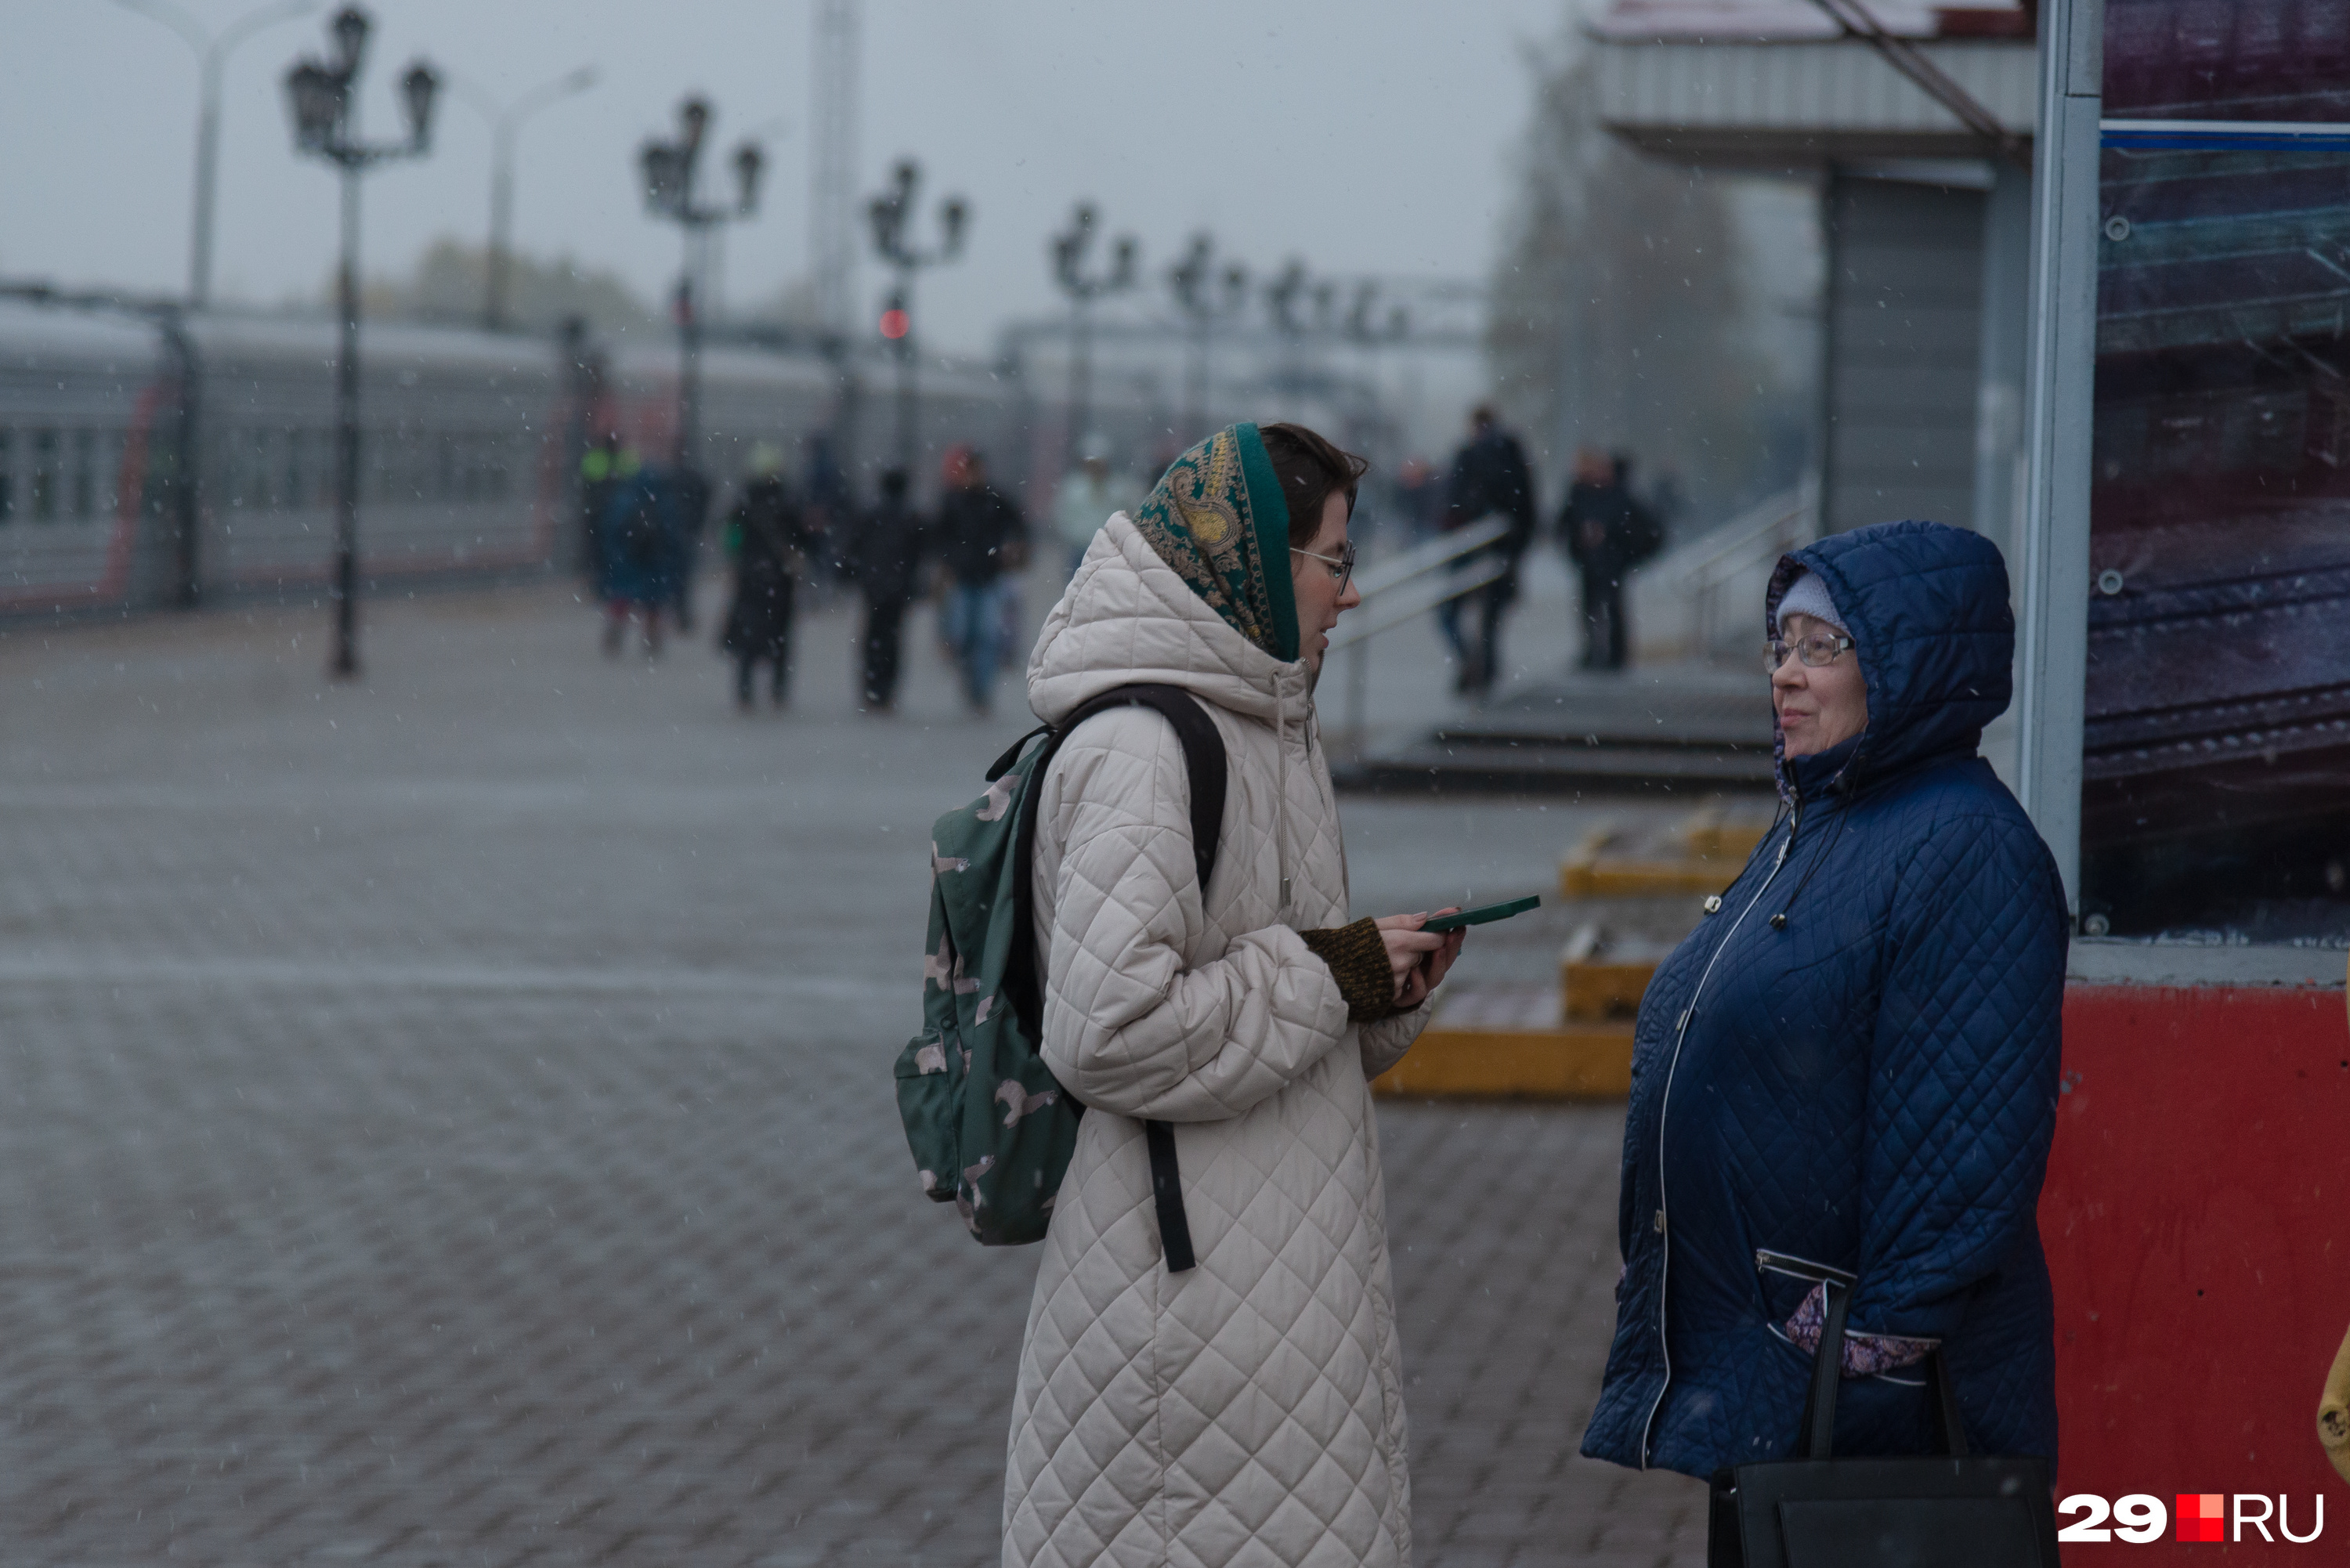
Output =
[{"x1": 1653, "y1": 1209, "x2": 1667, "y2": 1234}]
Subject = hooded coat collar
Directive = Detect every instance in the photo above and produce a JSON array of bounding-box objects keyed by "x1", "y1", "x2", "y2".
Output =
[{"x1": 1765, "y1": 519, "x2": 2015, "y2": 802}]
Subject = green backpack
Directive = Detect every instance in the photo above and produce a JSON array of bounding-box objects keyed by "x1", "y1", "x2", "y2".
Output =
[{"x1": 892, "y1": 685, "x2": 1226, "y2": 1270}]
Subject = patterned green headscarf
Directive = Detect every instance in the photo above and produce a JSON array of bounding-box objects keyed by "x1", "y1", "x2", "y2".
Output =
[{"x1": 1130, "y1": 423, "x2": 1300, "y2": 663}]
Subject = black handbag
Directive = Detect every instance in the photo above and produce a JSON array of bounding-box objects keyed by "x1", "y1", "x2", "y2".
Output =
[{"x1": 1708, "y1": 1261, "x2": 2059, "y2": 1567}]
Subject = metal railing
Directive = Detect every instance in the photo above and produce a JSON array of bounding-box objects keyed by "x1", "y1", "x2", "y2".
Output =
[
  {"x1": 1325, "y1": 515, "x2": 1513, "y2": 743},
  {"x1": 1680, "y1": 482, "x2": 1813, "y2": 657}
]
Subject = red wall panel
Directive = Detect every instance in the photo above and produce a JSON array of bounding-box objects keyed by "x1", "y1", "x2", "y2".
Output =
[{"x1": 2043, "y1": 982, "x2": 2350, "y2": 1558}]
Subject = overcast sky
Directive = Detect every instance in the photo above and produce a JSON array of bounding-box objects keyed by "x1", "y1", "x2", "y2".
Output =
[{"x1": 5, "y1": 1, "x2": 1571, "y2": 357}]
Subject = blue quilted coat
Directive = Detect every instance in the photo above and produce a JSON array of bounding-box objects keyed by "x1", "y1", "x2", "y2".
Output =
[{"x1": 1582, "y1": 519, "x2": 2068, "y2": 1479}]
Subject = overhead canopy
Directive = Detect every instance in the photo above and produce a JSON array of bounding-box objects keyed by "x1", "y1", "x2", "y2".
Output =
[{"x1": 1590, "y1": 0, "x2": 2036, "y2": 169}]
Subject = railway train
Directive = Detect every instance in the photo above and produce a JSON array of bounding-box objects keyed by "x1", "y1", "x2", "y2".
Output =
[{"x1": 0, "y1": 294, "x2": 1174, "y2": 620}]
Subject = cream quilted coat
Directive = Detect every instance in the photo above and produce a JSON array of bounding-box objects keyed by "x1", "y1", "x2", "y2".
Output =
[{"x1": 1003, "y1": 513, "x2": 1431, "y2": 1568}]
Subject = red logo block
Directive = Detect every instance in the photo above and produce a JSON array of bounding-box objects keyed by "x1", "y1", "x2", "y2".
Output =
[{"x1": 2176, "y1": 1494, "x2": 2225, "y2": 1542}]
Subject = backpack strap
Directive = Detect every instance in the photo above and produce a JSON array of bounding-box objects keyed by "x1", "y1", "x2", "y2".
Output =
[
  {"x1": 1144, "y1": 1119, "x2": 1198, "y2": 1274},
  {"x1": 1005, "y1": 683, "x2": 1227, "y2": 1274},
  {"x1": 1005, "y1": 684, "x2": 1227, "y2": 1039}
]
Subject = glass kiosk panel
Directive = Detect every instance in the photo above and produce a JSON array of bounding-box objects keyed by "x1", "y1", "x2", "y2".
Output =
[{"x1": 2081, "y1": 0, "x2": 2350, "y2": 941}]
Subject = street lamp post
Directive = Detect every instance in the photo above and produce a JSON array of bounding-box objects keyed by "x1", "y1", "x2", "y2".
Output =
[
  {"x1": 1343, "y1": 280, "x2": 1411, "y2": 464},
  {"x1": 450, "y1": 65, "x2": 597, "y2": 331},
  {"x1": 1263, "y1": 257, "x2": 1318, "y2": 417},
  {"x1": 116, "y1": 0, "x2": 320, "y2": 307},
  {"x1": 1048, "y1": 203, "x2": 1137, "y2": 468},
  {"x1": 638, "y1": 96, "x2": 764, "y2": 471},
  {"x1": 1168, "y1": 232, "x2": 1249, "y2": 443},
  {"x1": 281, "y1": 4, "x2": 439, "y2": 681},
  {"x1": 866, "y1": 159, "x2": 967, "y2": 476}
]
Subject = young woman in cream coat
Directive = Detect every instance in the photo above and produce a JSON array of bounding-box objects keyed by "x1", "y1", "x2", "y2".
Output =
[{"x1": 1004, "y1": 422, "x2": 1463, "y2": 1568}]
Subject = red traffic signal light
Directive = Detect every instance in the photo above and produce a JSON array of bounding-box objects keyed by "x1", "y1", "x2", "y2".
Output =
[{"x1": 879, "y1": 307, "x2": 909, "y2": 340}]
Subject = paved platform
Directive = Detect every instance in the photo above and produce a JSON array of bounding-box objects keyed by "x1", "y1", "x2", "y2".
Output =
[{"x1": 0, "y1": 576, "x2": 1705, "y2": 1566}]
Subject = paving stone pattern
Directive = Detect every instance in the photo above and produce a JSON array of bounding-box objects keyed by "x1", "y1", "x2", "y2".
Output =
[{"x1": 0, "y1": 582, "x2": 1702, "y2": 1566}]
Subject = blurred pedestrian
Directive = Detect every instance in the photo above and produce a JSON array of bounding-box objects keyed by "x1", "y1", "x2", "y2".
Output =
[
  {"x1": 719, "y1": 445, "x2": 816, "y2": 710},
  {"x1": 671, "y1": 468, "x2": 713, "y2": 635},
  {"x1": 849, "y1": 467, "x2": 926, "y2": 712},
  {"x1": 1050, "y1": 435, "x2": 1146, "y2": 579},
  {"x1": 931, "y1": 445, "x2": 1029, "y2": 716},
  {"x1": 1395, "y1": 454, "x2": 1444, "y2": 541},
  {"x1": 1004, "y1": 420, "x2": 1463, "y2": 1567},
  {"x1": 577, "y1": 432, "x2": 635, "y2": 587},
  {"x1": 1558, "y1": 447, "x2": 1661, "y2": 671},
  {"x1": 1583, "y1": 521, "x2": 2066, "y2": 1481},
  {"x1": 1436, "y1": 403, "x2": 1538, "y2": 697},
  {"x1": 598, "y1": 466, "x2": 677, "y2": 657},
  {"x1": 801, "y1": 430, "x2": 852, "y2": 591}
]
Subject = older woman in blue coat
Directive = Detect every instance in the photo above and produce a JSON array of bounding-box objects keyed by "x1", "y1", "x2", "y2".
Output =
[{"x1": 1582, "y1": 518, "x2": 2068, "y2": 1477}]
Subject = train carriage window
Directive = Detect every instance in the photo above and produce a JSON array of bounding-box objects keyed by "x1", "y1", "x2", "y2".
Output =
[
  {"x1": 284, "y1": 430, "x2": 303, "y2": 510},
  {"x1": 0, "y1": 428, "x2": 13, "y2": 523},
  {"x1": 249, "y1": 431, "x2": 272, "y2": 510},
  {"x1": 2084, "y1": 0, "x2": 2350, "y2": 941},
  {"x1": 72, "y1": 431, "x2": 95, "y2": 519},
  {"x1": 99, "y1": 431, "x2": 122, "y2": 517},
  {"x1": 32, "y1": 429, "x2": 58, "y2": 520}
]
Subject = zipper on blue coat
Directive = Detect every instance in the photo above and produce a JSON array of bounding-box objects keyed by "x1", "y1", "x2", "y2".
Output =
[{"x1": 1636, "y1": 803, "x2": 1797, "y2": 1469}]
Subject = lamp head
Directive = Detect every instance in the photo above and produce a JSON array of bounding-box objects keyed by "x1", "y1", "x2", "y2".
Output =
[
  {"x1": 1170, "y1": 232, "x2": 1209, "y2": 310},
  {"x1": 678, "y1": 96, "x2": 710, "y2": 152},
  {"x1": 640, "y1": 141, "x2": 685, "y2": 215},
  {"x1": 330, "y1": 5, "x2": 370, "y2": 75},
  {"x1": 1221, "y1": 262, "x2": 1248, "y2": 309},
  {"x1": 284, "y1": 57, "x2": 345, "y2": 152},
  {"x1": 732, "y1": 141, "x2": 764, "y2": 215},
  {"x1": 1267, "y1": 258, "x2": 1305, "y2": 330},
  {"x1": 400, "y1": 60, "x2": 440, "y2": 150},
  {"x1": 940, "y1": 197, "x2": 967, "y2": 256},
  {"x1": 1112, "y1": 235, "x2": 1137, "y2": 290}
]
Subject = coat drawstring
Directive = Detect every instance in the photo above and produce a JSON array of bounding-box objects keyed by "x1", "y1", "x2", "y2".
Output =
[
  {"x1": 1275, "y1": 665, "x2": 1295, "y2": 912},
  {"x1": 1768, "y1": 793, "x2": 1851, "y2": 931}
]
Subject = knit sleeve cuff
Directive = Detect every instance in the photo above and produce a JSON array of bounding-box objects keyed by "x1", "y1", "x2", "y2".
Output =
[{"x1": 1298, "y1": 917, "x2": 1396, "y2": 1024}]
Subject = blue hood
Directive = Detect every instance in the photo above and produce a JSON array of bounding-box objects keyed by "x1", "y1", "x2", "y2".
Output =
[{"x1": 1766, "y1": 520, "x2": 2014, "y2": 800}]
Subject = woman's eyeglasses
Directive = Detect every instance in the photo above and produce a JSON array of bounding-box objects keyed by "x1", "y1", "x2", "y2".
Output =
[
  {"x1": 1766, "y1": 630, "x2": 1853, "y2": 673},
  {"x1": 1292, "y1": 542, "x2": 1356, "y2": 593}
]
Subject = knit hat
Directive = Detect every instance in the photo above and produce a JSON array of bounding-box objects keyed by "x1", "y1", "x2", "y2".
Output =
[{"x1": 1775, "y1": 570, "x2": 1848, "y2": 637}]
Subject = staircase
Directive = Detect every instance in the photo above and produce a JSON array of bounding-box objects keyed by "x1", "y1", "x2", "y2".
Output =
[{"x1": 1337, "y1": 663, "x2": 1780, "y2": 795}]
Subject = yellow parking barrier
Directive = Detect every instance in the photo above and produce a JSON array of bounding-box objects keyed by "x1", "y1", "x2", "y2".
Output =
[
  {"x1": 1560, "y1": 922, "x2": 1659, "y2": 1021},
  {"x1": 1375, "y1": 984, "x2": 1635, "y2": 1100},
  {"x1": 1558, "y1": 804, "x2": 1767, "y2": 899}
]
